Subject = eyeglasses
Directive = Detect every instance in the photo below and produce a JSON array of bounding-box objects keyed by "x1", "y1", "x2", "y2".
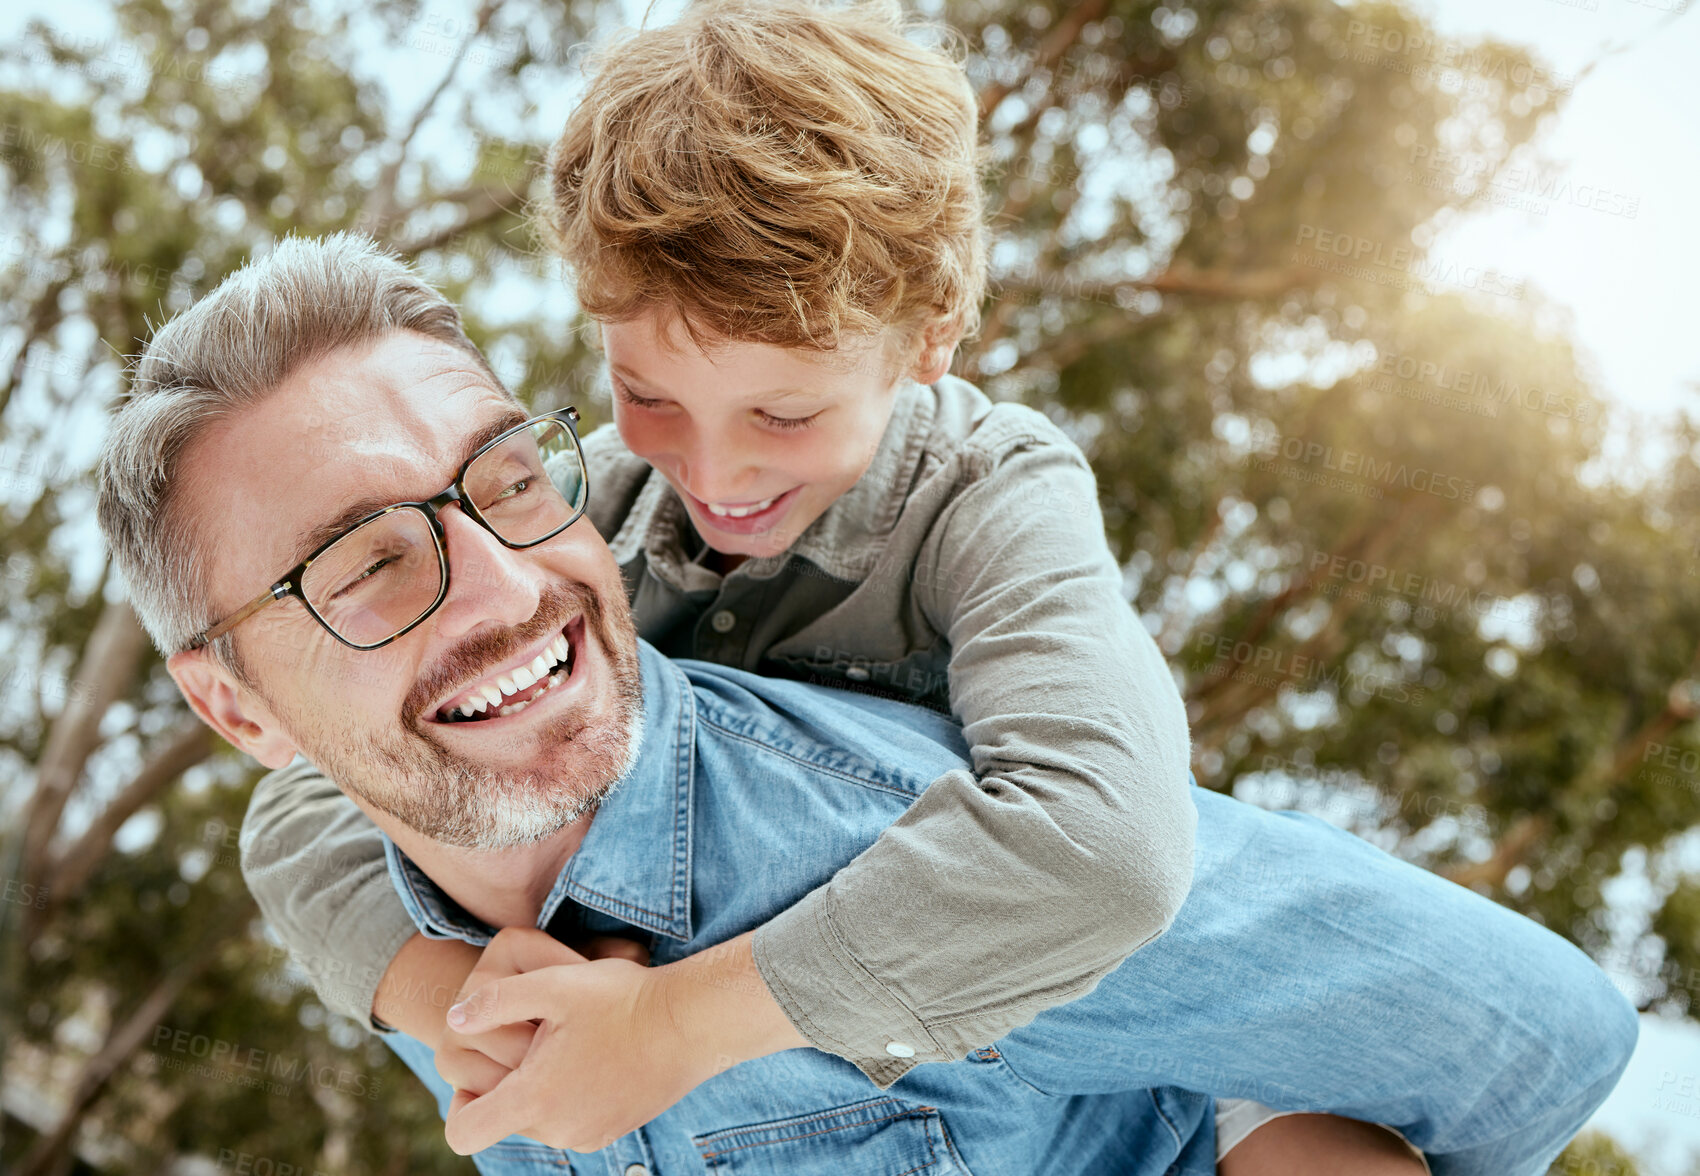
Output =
[{"x1": 187, "y1": 408, "x2": 589, "y2": 653}]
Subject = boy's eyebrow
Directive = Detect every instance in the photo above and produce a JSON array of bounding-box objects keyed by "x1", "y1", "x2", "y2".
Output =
[
  {"x1": 284, "y1": 406, "x2": 529, "y2": 569},
  {"x1": 611, "y1": 364, "x2": 817, "y2": 402}
]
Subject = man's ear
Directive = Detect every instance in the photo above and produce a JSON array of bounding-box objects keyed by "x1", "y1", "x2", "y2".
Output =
[
  {"x1": 907, "y1": 318, "x2": 964, "y2": 385},
  {"x1": 167, "y1": 650, "x2": 299, "y2": 770}
]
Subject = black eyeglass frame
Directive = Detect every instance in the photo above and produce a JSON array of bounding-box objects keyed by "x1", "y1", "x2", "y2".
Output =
[{"x1": 185, "y1": 407, "x2": 587, "y2": 654}]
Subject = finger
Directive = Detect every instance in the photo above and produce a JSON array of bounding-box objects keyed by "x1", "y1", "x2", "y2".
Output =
[
  {"x1": 577, "y1": 935, "x2": 650, "y2": 965},
  {"x1": 443, "y1": 1074, "x2": 540, "y2": 1156},
  {"x1": 448, "y1": 967, "x2": 573, "y2": 1035},
  {"x1": 479, "y1": 927, "x2": 588, "y2": 979},
  {"x1": 443, "y1": 1018, "x2": 538, "y2": 1072},
  {"x1": 436, "y1": 1037, "x2": 526, "y2": 1095},
  {"x1": 448, "y1": 1087, "x2": 476, "y2": 1119}
]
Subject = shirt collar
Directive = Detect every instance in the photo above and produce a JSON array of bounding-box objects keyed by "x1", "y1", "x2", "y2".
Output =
[{"x1": 384, "y1": 639, "x2": 698, "y2": 946}]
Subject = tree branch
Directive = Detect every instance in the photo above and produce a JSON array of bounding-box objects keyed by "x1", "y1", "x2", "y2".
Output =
[
  {"x1": 976, "y1": 0, "x2": 1109, "y2": 122},
  {"x1": 45, "y1": 720, "x2": 215, "y2": 909},
  {"x1": 20, "y1": 600, "x2": 149, "y2": 892},
  {"x1": 0, "y1": 274, "x2": 71, "y2": 424},
  {"x1": 392, "y1": 181, "x2": 532, "y2": 257},
  {"x1": 14, "y1": 899, "x2": 252, "y2": 1176},
  {"x1": 361, "y1": 0, "x2": 507, "y2": 238},
  {"x1": 1441, "y1": 814, "x2": 1551, "y2": 889}
]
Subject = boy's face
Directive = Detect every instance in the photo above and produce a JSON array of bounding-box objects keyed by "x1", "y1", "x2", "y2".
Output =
[{"x1": 600, "y1": 309, "x2": 907, "y2": 560}]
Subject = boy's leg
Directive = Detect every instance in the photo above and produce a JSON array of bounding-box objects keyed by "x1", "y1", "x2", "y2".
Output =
[
  {"x1": 995, "y1": 786, "x2": 1637, "y2": 1176},
  {"x1": 1222, "y1": 1110, "x2": 1429, "y2": 1175}
]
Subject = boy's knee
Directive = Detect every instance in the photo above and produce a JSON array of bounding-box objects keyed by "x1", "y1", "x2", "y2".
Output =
[
  {"x1": 1578, "y1": 979, "x2": 1638, "y2": 1083},
  {"x1": 1521, "y1": 954, "x2": 1638, "y2": 1116}
]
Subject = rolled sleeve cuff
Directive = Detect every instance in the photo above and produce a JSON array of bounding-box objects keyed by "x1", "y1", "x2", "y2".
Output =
[{"x1": 750, "y1": 888, "x2": 952, "y2": 1089}]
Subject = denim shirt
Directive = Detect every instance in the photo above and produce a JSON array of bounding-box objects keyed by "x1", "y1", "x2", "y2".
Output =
[{"x1": 381, "y1": 640, "x2": 1214, "y2": 1176}]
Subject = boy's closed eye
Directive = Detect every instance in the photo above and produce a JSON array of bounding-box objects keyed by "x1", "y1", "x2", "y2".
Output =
[{"x1": 611, "y1": 374, "x2": 823, "y2": 431}]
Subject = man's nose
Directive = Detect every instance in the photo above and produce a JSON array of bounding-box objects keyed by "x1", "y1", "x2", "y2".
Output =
[{"x1": 430, "y1": 503, "x2": 542, "y2": 640}]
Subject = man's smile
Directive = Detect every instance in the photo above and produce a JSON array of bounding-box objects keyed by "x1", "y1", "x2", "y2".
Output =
[{"x1": 426, "y1": 615, "x2": 592, "y2": 727}]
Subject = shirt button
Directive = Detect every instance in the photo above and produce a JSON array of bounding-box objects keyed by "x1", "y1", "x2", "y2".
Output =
[
  {"x1": 885, "y1": 1040, "x2": 916, "y2": 1058},
  {"x1": 845, "y1": 664, "x2": 870, "y2": 681},
  {"x1": 710, "y1": 609, "x2": 736, "y2": 633},
  {"x1": 623, "y1": 1166, "x2": 649, "y2": 1176}
]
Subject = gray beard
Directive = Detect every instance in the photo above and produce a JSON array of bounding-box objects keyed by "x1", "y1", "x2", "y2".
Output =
[{"x1": 281, "y1": 581, "x2": 646, "y2": 850}]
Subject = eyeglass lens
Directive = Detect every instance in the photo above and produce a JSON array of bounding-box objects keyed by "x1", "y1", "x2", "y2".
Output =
[{"x1": 298, "y1": 418, "x2": 587, "y2": 646}]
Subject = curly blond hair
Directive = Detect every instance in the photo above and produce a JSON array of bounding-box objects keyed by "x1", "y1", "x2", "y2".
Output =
[{"x1": 543, "y1": 0, "x2": 985, "y2": 356}]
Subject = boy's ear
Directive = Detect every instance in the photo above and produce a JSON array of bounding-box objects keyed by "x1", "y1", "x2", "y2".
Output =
[
  {"x1": 908, "y1": 318, "x2": 964, "y2": 385},
  {"x1": 166, "y1": 650, "x2": 299, "y2": 770}
]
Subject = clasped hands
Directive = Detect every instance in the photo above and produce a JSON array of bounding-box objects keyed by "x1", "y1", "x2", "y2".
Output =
[{"x1": 431, "y1": 925, "x2": 803, "y2": 1155}]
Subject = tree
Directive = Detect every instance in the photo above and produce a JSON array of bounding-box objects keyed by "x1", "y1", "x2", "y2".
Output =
[{"x1": 0, "y1": 0, "x2": 1690, "y2": 1170}]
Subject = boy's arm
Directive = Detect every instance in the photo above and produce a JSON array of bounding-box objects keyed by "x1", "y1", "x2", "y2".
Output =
[
  {"x1": 240, "y1": 758, "x2": 439, "y2": 1027},
  {"x1": 749, "y1": 424, "x2": 1197, "y2": 1087}
]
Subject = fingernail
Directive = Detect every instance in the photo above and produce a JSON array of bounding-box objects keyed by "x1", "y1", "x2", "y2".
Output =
[{"x1": 447, "y1": 1002, "x2": 468, "y2": 1026}]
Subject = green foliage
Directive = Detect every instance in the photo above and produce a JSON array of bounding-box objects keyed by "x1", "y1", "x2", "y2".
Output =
[
  {"x1": 1552, "y1": 1130, "x2": 1645, "y2": 1176},
  {"x1": 1, "y1": 0, "x2": 1690, "y2": 1171}
]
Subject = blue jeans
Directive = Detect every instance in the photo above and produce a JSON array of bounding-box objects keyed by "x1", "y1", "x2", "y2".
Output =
[
  {"x1": 384, "y1": 785, "x2": 1636, "y2": 1176},
  {"x1": 995, "y1": 785, "x2": 1638, "y2": 1176}
]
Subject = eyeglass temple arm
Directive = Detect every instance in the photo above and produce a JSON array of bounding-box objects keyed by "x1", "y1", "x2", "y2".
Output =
[{"x1": 187, "y1": 582, "x2": 291, "y2": 651}]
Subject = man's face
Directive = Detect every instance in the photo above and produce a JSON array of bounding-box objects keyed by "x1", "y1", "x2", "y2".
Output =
[
  {"x1": 172, "y1": 331, "x2": 642, "y2": 849},
  {"x1": 600, "y1": 309, "x2": 904, "y2": 560}
]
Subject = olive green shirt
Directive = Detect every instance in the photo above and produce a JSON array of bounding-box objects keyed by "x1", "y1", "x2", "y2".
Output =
[{"x1": 240, "y1": 373, "x2": 1196, "y2": 1088}]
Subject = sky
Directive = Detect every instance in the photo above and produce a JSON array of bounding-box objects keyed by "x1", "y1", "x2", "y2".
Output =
[
  {"x1": 4, "y1": 0, "x2": 1699, "y2": 1169},
  {"x1": 1406, "y1": 6, "x2": 1700, "y2": 1167},
  {"x1": 1415, "y1": 0, "x2": 1700, "y2": 425}
]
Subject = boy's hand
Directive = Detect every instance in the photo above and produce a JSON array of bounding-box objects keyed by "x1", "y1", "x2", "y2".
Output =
[
  {"x1": 434, "y1": 928, "x2": 650, "y2": 1104},
  {"x1": 441, "y1": 930, "x2": 808, "y2": 1156}
]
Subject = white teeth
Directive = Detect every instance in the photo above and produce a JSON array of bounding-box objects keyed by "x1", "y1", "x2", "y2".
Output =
[
  {"x1": 706, "y1": 495, "x2": 778, "y2": 518},
  {"x1": 441, "y1": 627, "x2": 576, "y2": 721}
]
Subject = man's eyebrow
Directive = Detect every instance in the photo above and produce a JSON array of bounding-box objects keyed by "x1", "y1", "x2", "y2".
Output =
[
  {"x1": 610, "y1": 365, "x2": 817, "y2": 403},
  {"x1": 283, "y1": 406, "x2": 531, "y2": 571}
]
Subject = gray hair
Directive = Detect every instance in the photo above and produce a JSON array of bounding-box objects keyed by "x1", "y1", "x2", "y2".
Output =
[{"x1": 96, "y1": 232, "x2": 507, "y2": 679}]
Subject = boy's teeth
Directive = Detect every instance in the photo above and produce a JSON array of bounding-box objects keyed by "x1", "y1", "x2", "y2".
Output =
[{"x1": 706, "y1": 494, "x2": 778, "y2": 518}]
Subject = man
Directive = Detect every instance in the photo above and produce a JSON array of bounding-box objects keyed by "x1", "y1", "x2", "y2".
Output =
[{"x1": 97, "y1": 235, "x2": 1636, "y2": 1176}]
